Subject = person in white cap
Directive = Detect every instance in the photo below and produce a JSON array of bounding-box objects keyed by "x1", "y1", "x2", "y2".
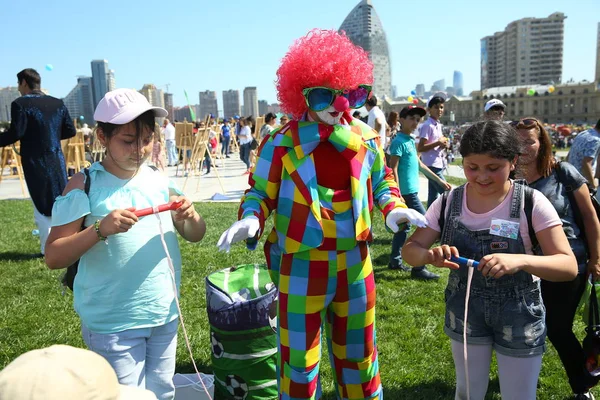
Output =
[
  {"x1": 44, "y1": 88, "x2": 207, "y2": 400},
  {"x1": 484, "y1": 99, "x2": 506, "y2": 121},
  {"x1": 0, "y1": 344, "x2": 157, "y2": 399}
]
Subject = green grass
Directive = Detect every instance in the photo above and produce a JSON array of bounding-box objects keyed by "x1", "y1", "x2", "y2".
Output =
[{"x1": 0, "y1": 200, "x2": 592, "y2": 399}]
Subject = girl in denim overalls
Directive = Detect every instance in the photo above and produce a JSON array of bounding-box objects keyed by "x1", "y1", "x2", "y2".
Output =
[{"x1": 403, "y1": 121, "x2": 578, "y2": 399}]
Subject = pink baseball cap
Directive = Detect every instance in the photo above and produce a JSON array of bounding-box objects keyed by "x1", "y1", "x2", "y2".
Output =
[{"x1": 94, "y1": 88, "x2": 168, "y2": 124}]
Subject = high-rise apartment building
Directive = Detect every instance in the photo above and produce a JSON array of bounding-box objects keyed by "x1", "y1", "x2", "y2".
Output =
[
  {"x1": 339, "y1": 0, "x2": 392, "y2": 99},
  {"x1": 453, "y1": 71, "x2": 464, "y2": 96},
  {"x1": 432, "y1": 79, "x2": 446, "y2": 92},
  {"x1": 163, "y1": 93, "x2": 174, "y2": 121},
  {"x1": 258, "y1": 100, "x2": 269, "y2": 116},
  {"x1": 415, "y1": 84, "x2": 425, "y2": 97},
  {"x1": 91, "y1": 60, "x2": 114, "y2": 107},
  {"x1": 243, "y1": 87, "x2": 259, "y2": 118},
  {"x1": 596, "y1": 22, "x2": 600, "y2": 82},
  {"x1": 0, "y1": 87, "x2": 20, "y2": 122},
  {"x1": 63, "y1": 77, "x2": 95, "y2": 124},
  {"x1": 139, "y1": 84, "x2": 164, "y2": 109},
  {"x1": 199, "y1": 90, "x2": 218, "y2": 120},
  {"x1": 223, "y1": 90, "x2": 240, "y2": 119},
  {"x1": 481, "y1": 12, "x2": 565, "y2": 89}
]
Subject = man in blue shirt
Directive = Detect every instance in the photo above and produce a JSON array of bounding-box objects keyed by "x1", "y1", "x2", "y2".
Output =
[{"x1": 388, "y1": 106, "x2": 451, "y2": 280}]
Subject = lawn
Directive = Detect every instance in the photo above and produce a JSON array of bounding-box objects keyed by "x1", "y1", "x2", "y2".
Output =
[{"x1": 0, "y1": 200, "x2": 592, "y2": 399}]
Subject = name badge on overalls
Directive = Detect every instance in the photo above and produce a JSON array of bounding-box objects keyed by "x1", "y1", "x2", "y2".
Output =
[{"x1": 489, "y1": 219, "x2": 519, "y2": 240}]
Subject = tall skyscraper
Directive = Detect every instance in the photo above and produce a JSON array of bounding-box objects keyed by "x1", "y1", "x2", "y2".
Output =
[
  {"x1": 223, "y1": 90, "x2": 241, "y2": 119},
  {"x1": 481, "y1": 12, "x2": 565, "y2": 89},
  {"x1": 163, "y1": 93, "x2": 174, "y2": 120},
  {"x1": 0, "y1": 87, "x2": 20, "y2": 122},
  {"x1": 258, "y1": 100, "x2": 269, "y2": 116},
  {"x1": 91, "y1": 60, "x2": 113, "y2": 107},
  {"x1": 596, "y1": 23, "x2": 600, "y2": 83},
  {"x1": 199, "y1": 90, "x2": 218, "y2": 119},
  {"x1": 63, "y1": 77, "x2": 95, "y2": 124},
  {"x1": 453, "y1": 71, "x2": 464, "y2": 96},
  {"x1": 432, "y1": 79, "x2": 445, "y2": 92},
  {"x1": 415, "y1": 84, "x2": 425, "y2": 97},
  {"x1": 339, "y1": 0, "x2": 392, "y2": 99},
  {"x1": 139, "y1": 84, "x2": 164, "y2": 109},
  {"x1": 243, "y1": 87, "x2": 259, "y2": 118}
]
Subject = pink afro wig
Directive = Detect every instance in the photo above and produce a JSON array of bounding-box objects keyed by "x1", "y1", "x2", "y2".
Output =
[{"x1": 276, "y1": 29, "x2": 373, "y2": 119}]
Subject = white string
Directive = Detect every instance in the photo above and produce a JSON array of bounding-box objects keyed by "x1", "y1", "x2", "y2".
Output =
[
  {"x1": 463, "y1": 266, "x2": 474, "y2": 400},
  {"x1": 155, "y1": 211, "x2": 213, "y2": 400}
]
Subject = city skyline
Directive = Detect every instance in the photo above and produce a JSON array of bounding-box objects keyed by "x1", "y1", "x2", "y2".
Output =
[{"x1": 0, "y1": 0, "x2": 597, "y2": 112}]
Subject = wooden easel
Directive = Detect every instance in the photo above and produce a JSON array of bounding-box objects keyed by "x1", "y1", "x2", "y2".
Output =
[
  {"x1": 255, "y1": 116, "x2": 265, "y2": 143},
  {"x1": 90, "y1": 126, "x2": 104, "y2": 162},
  {"x1": 64, "y1": 130, "x2": 88, "y2": 175},
  {"x1": 175, "y1": 121, "x2": 195, "y2": 177},
  {"x1": 0, "y1": 143, "x2": 27, "y2": 196}
]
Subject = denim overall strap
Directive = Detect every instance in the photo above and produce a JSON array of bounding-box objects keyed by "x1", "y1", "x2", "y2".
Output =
[{"x1": 440, "y1": 184, "x2": 465, "y2": 246}]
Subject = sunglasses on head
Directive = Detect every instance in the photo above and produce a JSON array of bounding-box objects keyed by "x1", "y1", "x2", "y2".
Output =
[
  {"x1": 510, "y1": 118, "x2": 538, "y2": 129},
  {"x1": 302, "y1": 85, "x2": 372, "y2": 112}
]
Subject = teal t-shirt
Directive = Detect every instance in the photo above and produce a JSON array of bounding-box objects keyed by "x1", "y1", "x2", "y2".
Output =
[
  {"x1": 389, "y1": 133, "x2": 420, "y2": 195},
  {"x1": 51, "y1": 163, "x2": 184, "y2": 334}
]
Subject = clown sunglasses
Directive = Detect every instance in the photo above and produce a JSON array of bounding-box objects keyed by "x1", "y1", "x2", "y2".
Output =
[{"x1": 302, "y1": 85, "x2": 372, "y2": 112}]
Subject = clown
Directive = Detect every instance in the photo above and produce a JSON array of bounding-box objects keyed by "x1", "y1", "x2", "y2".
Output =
[{"x1": 218, "y1": 30, "x2": 427, "y2": 400}]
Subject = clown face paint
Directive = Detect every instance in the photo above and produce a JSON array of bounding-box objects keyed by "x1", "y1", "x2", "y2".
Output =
[{"x1": 309, "y1": 106, "x2": 344, "y2": 126}]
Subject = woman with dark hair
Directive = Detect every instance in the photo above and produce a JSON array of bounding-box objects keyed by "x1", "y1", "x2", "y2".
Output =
[
  {"x1": 403, "y1": 120, "x2": 577, "y2": 399},
  {"x1": 514, "y1": 117, "x2": 600, "y2": 399}
]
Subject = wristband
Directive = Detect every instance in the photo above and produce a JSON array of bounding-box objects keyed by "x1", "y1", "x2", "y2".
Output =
[{"x1": 94, "y1": 220, "x2": 108, "y2": 244}]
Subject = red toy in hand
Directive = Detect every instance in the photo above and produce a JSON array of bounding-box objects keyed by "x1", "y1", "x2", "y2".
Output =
[{"x1": 134, "y1": 201, "x2": 183, "y2": 217}]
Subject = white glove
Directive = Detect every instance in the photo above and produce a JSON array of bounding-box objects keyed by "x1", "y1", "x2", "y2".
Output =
[
  {"x1": 386, "y1": 208, "x2": 428, "y2": 233},
  {"x1": 217, "y1": 216, "x2": 260, "y2": 252}
]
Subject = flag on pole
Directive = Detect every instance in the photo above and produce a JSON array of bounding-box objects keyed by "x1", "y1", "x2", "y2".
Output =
[{"x1": 184, "y1": 90, "x2": 196, "y2": 122}]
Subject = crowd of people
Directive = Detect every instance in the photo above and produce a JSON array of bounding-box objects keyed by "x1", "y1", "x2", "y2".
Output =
[{"x1": 1, "y1": 55, "x2": 600, "y2": 400}]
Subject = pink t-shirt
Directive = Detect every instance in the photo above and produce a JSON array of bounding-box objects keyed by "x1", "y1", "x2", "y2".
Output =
[{"x1": 425, "y1": 182, "x2": 562, "y2": 255}]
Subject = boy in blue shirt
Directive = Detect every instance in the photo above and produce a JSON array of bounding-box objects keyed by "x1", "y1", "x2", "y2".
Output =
[{"x1": 388, "y1": 106, "x2": 451, "y2": 279}]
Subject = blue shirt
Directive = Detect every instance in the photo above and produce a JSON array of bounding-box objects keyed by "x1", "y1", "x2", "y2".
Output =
[
  {"x1": 222, "y1": 124, "x2": 231, "y2": 138},
  {"x1": 389, "y1": 133, "x2": 420, "y2": 195},
  {"x1": 568, "y1": 128, "x2": 600, "y2": 173},
  {"x1": 51, "y1": 163, "x2": 183, "y2": 334}
]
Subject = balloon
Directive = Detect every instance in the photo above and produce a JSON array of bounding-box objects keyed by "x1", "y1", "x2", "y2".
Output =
[
  {"x1": 527, "y1": 88, "x2": 536, "y2": 96},
  {"x1": 548, "y1": 86, "x2": 555, "y2": 93},
  {"x1": 45, "y1": 64, "x2": 53, "y2": 71},
  {"x1": 412, "y1": 99, "x2": 418, "y2": 104},
  {"x1": 411, "y1": 90, "x2": 416, "y2": 96},
  {"x1": 79, "y1": 116, "x2": 84, "y2": 120},
  {"x1": 407, "y1": 96, "x2": 414, "y2": 102}
]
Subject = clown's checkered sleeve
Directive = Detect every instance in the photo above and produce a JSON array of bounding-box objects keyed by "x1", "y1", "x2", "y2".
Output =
[
  {"x1": 369, "y1": 137, "x2": 406, "y2": 217},
  {"x1": 238, "y1": 137, "x2": 282, "y2": 242}
]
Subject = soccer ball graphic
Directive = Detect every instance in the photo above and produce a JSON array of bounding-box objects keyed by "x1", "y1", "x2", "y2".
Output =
[
  {"x1": 210, "y1": 331, "x2": 224, "y2": 359},
  {"x1": 225, "y1": 374, "x2": 249, "y2": 400}
]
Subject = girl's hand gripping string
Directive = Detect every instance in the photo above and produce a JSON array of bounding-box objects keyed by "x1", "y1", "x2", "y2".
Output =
[{"x1": 477, "y1": 253, "x2": 523, "y2": 279}]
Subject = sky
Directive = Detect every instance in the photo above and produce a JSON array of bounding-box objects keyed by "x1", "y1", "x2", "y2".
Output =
[{"x1": 1, "y1": 0, "x2": 598, "y2": 111}]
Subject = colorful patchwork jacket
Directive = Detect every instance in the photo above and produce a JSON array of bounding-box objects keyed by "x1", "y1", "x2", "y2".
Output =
[{"x1": 238, "y1": 117, "x2": 406, "y2": 254}]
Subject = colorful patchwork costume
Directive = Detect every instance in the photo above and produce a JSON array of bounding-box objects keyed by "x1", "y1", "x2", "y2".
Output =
[{"x1": 218, "y1": 29, "x2": 425, "y2": 400}]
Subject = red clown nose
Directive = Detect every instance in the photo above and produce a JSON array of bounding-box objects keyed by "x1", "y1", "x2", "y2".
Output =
[{"x1": 333, "y1": 96, "x2": 349, "y2": 112}]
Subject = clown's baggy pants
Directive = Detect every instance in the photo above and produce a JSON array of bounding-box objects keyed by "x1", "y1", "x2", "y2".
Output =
[{"x1": 266, "y1": 240, "x2": 382, "y2": 400}]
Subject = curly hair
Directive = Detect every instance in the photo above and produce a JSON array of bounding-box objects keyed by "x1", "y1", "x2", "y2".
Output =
[{"x1": 276, "y1": 29, "x2": 373, "y2": 119}]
